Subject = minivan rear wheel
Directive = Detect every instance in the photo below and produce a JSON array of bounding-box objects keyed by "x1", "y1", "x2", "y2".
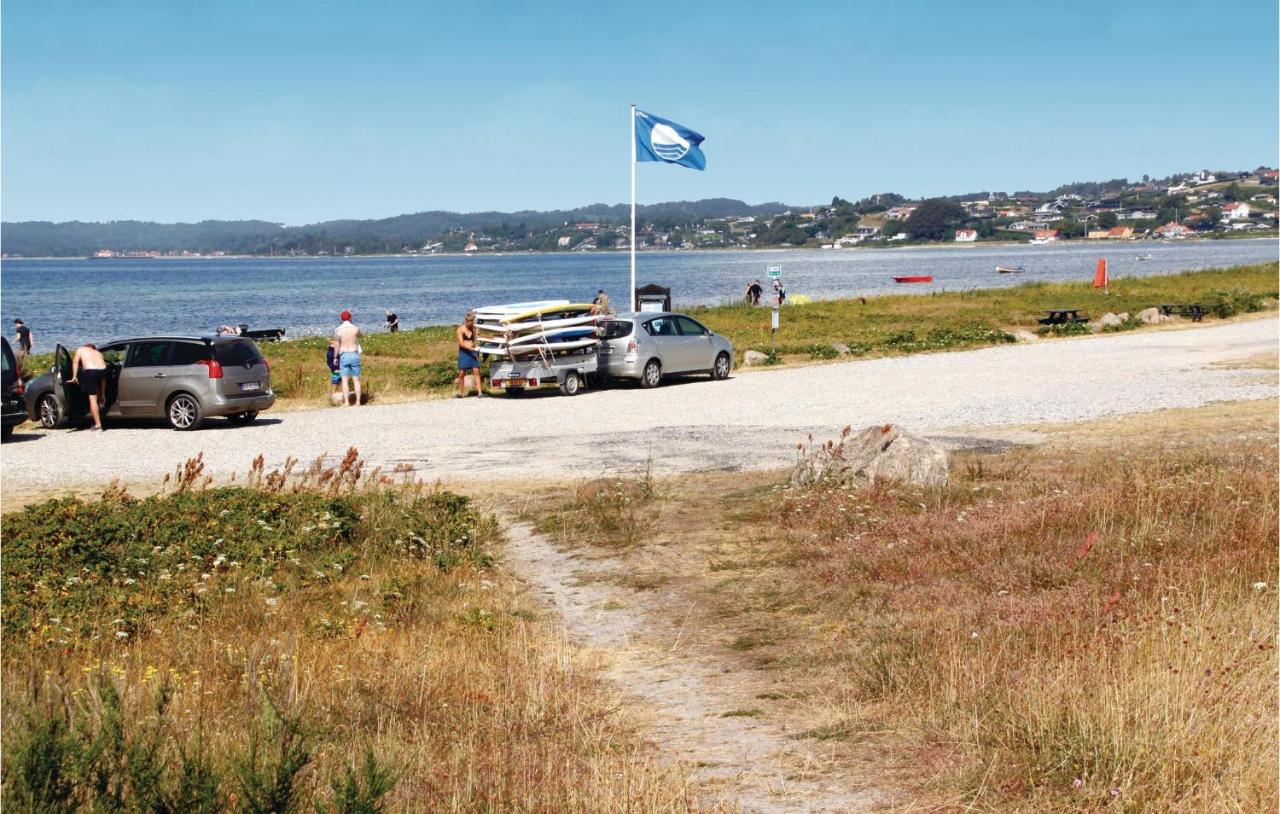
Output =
[
  {"x1": 640, "y1": 359, "x2": 661, "y2": 389},
  {"x1": 167, "y1": 393, "x2": 204, "y2": 431}
]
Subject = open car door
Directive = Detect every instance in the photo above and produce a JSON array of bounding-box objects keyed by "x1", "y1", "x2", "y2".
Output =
[{"x1": 52, "y1": 344, "x2": 88, "y2": 424}]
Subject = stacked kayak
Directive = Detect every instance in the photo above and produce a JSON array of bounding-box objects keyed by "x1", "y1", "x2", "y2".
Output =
[{"x1": 475, "y1": 301, "x2": 600, "y2": 357}]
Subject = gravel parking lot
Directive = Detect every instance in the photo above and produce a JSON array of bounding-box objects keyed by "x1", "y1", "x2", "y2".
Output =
[{"x1": 3, "y1": 318, "x2": 1276, "y2": 499}]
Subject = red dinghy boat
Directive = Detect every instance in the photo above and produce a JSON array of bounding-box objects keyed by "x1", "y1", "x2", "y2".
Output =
[{"x1": 893, "y1": 275, "x2": 933, "y2": 283}]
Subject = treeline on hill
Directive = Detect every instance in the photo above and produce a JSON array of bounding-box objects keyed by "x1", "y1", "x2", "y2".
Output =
[{"x1": 1, "y1": 198, "x2": 790, "y2": 257}]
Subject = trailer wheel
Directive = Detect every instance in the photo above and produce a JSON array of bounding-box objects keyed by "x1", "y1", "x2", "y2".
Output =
[{"x1": 559, "y1": 374, "x2": 582, "y2": 396}]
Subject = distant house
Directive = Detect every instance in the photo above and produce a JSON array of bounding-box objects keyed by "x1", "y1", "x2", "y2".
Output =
[
  {"x1": 1087, "y1": 230, "x2": 1111, "y2": 240},
  {"x1": 1107, "y1": 226, "x2": 1135, "y2": 239},
  {"x1": 93, "y1": 249, "x2": 116, "y2": 258},
  {"x1": 884, "y1": 206, "x2": 917, "y2": 221},
  {"x1": 1192, "y1": 170, "x2": 1218, "y2": 185},
  {"x1": 1250, "y1": 194, "x2": 1275, "y2": 203},
  {"x1": 464, "y1": 241, "x2": 478, "y2": 252},
  {"x1": 1155, "y1": 222, "x2": 1193, "y2": 238},
  {"x1": 1120, "y1": 210, "x2": 1156, "y2": 220},
  {"x1": 1221, "y1": 202, "x2": 1251, "y2": 221},
  {"x1": 954, "y1": 229, "x2": 977, "y2": 242},
  {"x1": 1032, "y1": 229, "x2": 1059, "y2": 242},
  {"x1": 1166, "y1": 184, "x2": 1191, "y2": 195},
  {"x1": 888, "y1": 232, "x2": 908, "y2": 241},
  {"x1": 1008, "y1": 220, "x2": 1037, "y2": 232},
  {"x1": 556, "y1": 235, "x2": 572, "y2": 248}
]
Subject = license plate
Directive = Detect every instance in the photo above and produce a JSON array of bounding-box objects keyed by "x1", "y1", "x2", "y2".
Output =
[
  {"x1": 501, "y1": 378, "x2": 527, "y2": 388},
  {"x1": 239, "y1": 381, "x2": 261, "y2": 392}
]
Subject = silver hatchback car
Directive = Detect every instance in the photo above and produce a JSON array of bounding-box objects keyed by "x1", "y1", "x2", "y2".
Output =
[
  {"x1": 24, "y1": 336, "x2": 276, "y2": 431},
  {"x1": 597, "y1": 312, "x2": 733, "y2": 387}
]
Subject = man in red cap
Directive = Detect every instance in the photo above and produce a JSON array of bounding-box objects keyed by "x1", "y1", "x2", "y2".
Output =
[{"x1": 333, "y1": 309, "x2": 363, "y2": 406}]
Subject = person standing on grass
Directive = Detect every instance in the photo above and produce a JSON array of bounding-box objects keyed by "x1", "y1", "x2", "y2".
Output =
[
  {"x1": 69, "y1": 342, "x2": 107, "y2": 431},
  {"x1": 333, "y1": 310, "x2": 363, "y2": 406},
  {"x1": 745, "y1": 280, "x2": 762, "y2": 305},
  {"x1": 455, "y1": 310, "x2": 483, "y2": 398},
  {"x1": 325, "y1": 338, "x2": 342, "y2": 405},
  {"x1": 13, "y1": 319, "x2": 33, "y2": 364}
]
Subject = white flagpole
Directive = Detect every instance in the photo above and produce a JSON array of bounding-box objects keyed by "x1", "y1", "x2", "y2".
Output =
[{"x1": 630, "y1": 103, "x2": 637, "y2": 311}]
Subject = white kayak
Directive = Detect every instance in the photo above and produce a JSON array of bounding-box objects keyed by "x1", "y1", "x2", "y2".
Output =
[
  {"x1": 478, "y1": 336, "x2": 599, "y2": 356},
  {"x1": 476, "y1": 313, "x2": 600, "y2": 337}
]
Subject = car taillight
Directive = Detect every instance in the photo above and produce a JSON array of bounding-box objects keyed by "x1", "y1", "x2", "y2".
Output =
[
  {"x1": 14, "y1": 380, "x2": 24, "y2": 395},
  {"x1": 197, "y1": 359, "x2": 224, "y2": 378},
  {"x1": 528, "y1": 378, "x2": 539, "y2": 387},
  {"x1": 491, "y1": 378, "x2": 502, "y2": 387},
  {"x1": 626, "y1": 338, "x2": 637, "y2": 352}
]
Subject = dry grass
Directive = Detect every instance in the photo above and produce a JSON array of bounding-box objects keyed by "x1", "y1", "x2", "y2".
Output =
[
  {"x1": 2, "y1": 455, "x2": 706, "y2": 812},
  {"x1": 523, "y1": 406, "x2": 1279, "y2": 811}
]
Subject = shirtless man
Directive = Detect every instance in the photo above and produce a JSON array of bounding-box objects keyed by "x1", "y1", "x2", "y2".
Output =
[
  {"x1": 455, "y1": 311, "x2": 483, "y2": 397},
  {"x1": 69, "y1": 342, "x2": 108, "y2": 431},
  {"x1": 333, "y1": 310, "x2": 363, "y2": 406}
]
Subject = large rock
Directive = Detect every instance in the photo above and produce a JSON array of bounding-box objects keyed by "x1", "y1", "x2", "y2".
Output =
[
  {"x1": 791, "y1": 424, "x2": 949, "y2": 488},
  {"x1": 1137, "y1": 307, "x2": 1169, "y2": 325},
  {"x1": 1094, "y1": 312, "x2": 1124, "y2": 330},
  {"x1": 743, "y1": 350, "x2": 770, "y2": 367},
  {"x1": 1009, "y1": 329, "x2": 1038, "y2": 343},
  {"x1": 831, "y1": 342, "x2": 851, "y2": 356},
  {"x1": 1117, "y1": 312, "x2": 1130, "y2": 322}
]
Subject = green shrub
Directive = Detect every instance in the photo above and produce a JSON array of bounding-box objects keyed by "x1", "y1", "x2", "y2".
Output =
[
  {"x1": 1203, "y1": 288, "x2": 1269, "y2": 319},
  {"x1": 1037, "y1": 321, "x2": 1091, "y2": 337},
  {"x1": 807, "y1": 344, "x2": 839, "y2": 360},
  {"x1": 2, "y1": 485, "x2": 489, "y2": 649}
]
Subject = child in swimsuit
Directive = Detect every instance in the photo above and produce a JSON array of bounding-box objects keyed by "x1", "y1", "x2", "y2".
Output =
[{"x1": 326, "y1": 339, "x2": 341, "y2": 404}]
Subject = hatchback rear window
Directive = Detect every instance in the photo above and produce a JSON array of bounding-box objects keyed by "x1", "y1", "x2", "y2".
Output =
[
  {"x1": 214, "y1": 340, "x2": 264, "y2": 367},
  {"x1": 600, "y1": 320, "x2": 633, "y2": 339}
]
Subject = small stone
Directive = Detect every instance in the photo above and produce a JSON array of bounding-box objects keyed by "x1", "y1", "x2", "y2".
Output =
[
  {"x1": 830, "y1": 342, "x2": 851, "y2": 355},
  {"x1": 1010, "y1": 329, "x2": 1038, "y2": 343}
]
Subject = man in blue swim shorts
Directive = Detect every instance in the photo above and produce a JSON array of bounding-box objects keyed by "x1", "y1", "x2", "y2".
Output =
[
  {"x1": 455, "y1": 310, "x2": 483, "y2": 398},
  {"x1": 333, "y1": 309, "x2": 363, "y2": 406}
]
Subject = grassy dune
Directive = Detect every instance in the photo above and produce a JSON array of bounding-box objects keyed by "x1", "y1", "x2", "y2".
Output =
[{"x1": 1, "y1": 455, "x2": 704, "y2": 812}]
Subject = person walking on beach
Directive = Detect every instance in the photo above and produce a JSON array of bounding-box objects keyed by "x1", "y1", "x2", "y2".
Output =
[
  {"x1": 333, "y1": 310, "x2": 363, "y2": 406},
  {"x1": 745, "y1": 280, "x2": 763, "y2": 305},
  {"x1": 590, "y1": 289, "x2": 611, "y2": 315},
  {"x1": 13, "y1": 319, "x2": 33, "y2": 365},
  {"x1": 455, "y1": 311, "x2": 483, "y2": 398},
  {"x1": 69, "y1": 342, "x2": 107, "y2": 431},
  {"x1": 385, "y1": 309, "x2": 399, "y2": 333}
]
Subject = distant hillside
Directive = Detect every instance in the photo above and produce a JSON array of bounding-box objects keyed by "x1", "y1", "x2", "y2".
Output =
[{"x1": 0, "y1": 198, "x2": 791, "y2": 257}]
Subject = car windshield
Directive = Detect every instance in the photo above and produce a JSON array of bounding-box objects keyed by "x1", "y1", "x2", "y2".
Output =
[
  {"x1": 600, "y1": 320, "x2": 633, "y2": 339},
  {"x1": 214, "y1": 340, "x2": 263, "y2": 366}
]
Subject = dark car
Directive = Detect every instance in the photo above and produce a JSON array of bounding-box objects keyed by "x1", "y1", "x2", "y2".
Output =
[
  {"x1": 24, "y1": 336, "x2": 276, "y2": 431},
  {"x1": 2, "y1": 337, "x2": 27, "y2": 439}
]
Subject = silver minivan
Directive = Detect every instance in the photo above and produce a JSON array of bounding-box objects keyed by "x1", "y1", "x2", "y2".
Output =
[
  {"x1": 597, "y1": 312, "x2": 733, "y2": 387},
  {"x1": 24, "y1": 336, "x2": 276, "y2": 430}
]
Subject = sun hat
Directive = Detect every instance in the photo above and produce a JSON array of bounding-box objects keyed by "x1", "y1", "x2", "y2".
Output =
[{"x1": 340, "y1": 310, "x2": 352, "y2": 321}]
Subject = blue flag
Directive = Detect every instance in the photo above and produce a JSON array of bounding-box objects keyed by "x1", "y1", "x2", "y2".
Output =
[{"x1": 635, "y1": 109, "x2": 706, "y2": 171}]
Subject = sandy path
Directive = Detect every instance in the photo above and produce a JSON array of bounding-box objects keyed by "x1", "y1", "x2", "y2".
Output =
[
  {"x1": 503, "y1": 521, "x2": 887, "y2": 813},
  {"x1": 3, "y1": 318, "x2": 1276, "y2": 496}
]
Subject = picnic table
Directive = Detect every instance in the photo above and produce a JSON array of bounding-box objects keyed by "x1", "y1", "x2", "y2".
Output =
[
  {"x1": 1038, "y1": 309, "x2": 1089, "y2": 326},
  {"x1": 1158, "y1": 303, "x2": 1205, "y2": 322}
]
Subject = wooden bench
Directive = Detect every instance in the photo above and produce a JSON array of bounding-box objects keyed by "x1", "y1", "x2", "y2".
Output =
[
  {"x1": 1038, "y1": 309, "x2": 1089, "y2": 326},
  {"x1": 1158, "y1": 304, "x2": 1205, "y2": 322}
]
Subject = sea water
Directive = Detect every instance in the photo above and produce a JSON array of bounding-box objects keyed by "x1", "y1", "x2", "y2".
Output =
[{"x1": 0, "y1": 239, "x2": 1275, "y2": 349}]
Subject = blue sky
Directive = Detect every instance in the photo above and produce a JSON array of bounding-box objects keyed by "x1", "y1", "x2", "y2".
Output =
[{"x1": 3, "y1": 0, "x2": 1276, "y2": 224}]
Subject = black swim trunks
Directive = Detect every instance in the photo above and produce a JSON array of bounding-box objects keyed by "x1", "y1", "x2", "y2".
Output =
[{"x1": 77, "y1": 368, "x2": 106, "y2": 392}]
